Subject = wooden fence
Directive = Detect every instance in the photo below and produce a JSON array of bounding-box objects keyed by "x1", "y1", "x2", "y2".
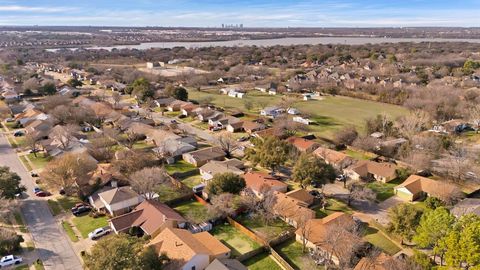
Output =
[
  {"x1": 227, "y1": 217, "x2": 268, "y2": 246},
  {"x1": 270, "y1": 247, "x2": 296, "y2": 270}
]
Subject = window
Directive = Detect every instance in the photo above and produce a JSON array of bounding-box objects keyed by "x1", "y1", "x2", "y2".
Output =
[{"x1": 191, "y1": 267, "x2": 196, "y2": 270}]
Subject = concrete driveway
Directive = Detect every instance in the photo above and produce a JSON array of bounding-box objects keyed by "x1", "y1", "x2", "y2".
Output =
[{"x1": 0, "y1": 134, "x2": 82, "y2": 270}]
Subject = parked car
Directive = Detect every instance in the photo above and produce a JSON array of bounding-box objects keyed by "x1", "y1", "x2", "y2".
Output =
[
  {"x1": 33, "y1": 187, "x2": 41, "y2": 194},
  {"x1": 0, "y1": 255, "x2": 22, "y2": 267},
  {"x1": 13, "y1": 131, "x2": 24, "y2": 137},
  {"x1": 335, "y1": 174, "x2": 346, "y2": 182},
  {"x1": 30, "y1": 172, "x2": 39, "y2": 177},
  {"x1": 192, "y1": 183, "x2": 206, "y2": 193},
  {"x1": 35, "y1": 191, "x2": 49, "y2": 197},
  {"x1": 88, "y1": 226, "x2": 111, "y2": 240},
  {"x1": 71, "y1": 205, "x2": 91, "y2": 216},
  {"x1": 178, "y1": 114, "x2": 186, "y2": 119},
  {"x1": 237, "y1": 136, "x2": 250, "y2": 142},
  {"x1": 170, "y1": 119, "x2": 178, "y2": 124}
]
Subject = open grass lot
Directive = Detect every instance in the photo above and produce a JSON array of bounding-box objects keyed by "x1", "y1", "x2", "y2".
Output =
[
  {"x1": 72, "y1": 215, "x2": 108, "y2": 239},
  {"x1": 211, "y1": 223, "x2": 261, "y2": 257},
  {"x1": 181, "y1": 175, "x2": 203, "y2": 189},
  {"x1": 314, "y1": 198, "x2": 354, "y2": 218},
  {"x1": 165, "y1": 160, "x2": 197, "y2": 175},
  {"x1": 236, "y1": 214, "x2": 294, "y2": 241},
  {"x1": 366, "y1": 178, "x2": 404, "y2": 201},
  {"x1": 173, "y1": 200, "x2": 209, "y2": 223},
  {"x1": 363, "y1": 227, "x2": 401, "y2": 255},
  {"x1": 275, "y1": 239, "x2": 323, "y2": 270},
  {"x1": 188, "y1": 89, "x2": 408, "y2": 139},
  {"x1": 243, "y1": 252, "x2": 283, "y2": 270},
  {"x1": 26, "y1": 152, "x2": 52, "y2": 170},
  {"x1": 155, "y1": 183, "x2": 191, "y2": 203}
]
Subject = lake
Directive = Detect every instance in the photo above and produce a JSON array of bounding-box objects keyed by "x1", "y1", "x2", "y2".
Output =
[{"x1": 46, "y1": 36, "x2": 480, "y2": 52}]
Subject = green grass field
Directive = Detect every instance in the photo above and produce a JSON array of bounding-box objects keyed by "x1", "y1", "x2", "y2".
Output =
[
  {"x1": 363, "y1": 227, "x2": 401, "y2": 255},
  {"x1": 165, "y1": 160, "x2": 197, "y2": 175},
  {"x1": 236, "y1": 215, "x2": 294, "y2": 241},
  {"x1": 343, "y1": 149, "x2": 376, "y2": 160},
  {"x1": 275, "y1": 239, "x2": 323, "y2": 270},
  {"x1": 155, "y1": 183, "x2": 191, "y2": 203},
  {"x1": 366, "y1": 179, "x2": 404, "y2": 202},
  {"x1": 243, "y1": 252, "x2": 283, "y2": 270},
  {"x1": 181, "y1": 175, "x2": 203, "y2": 189},
  {"x1": 211, "y1": 223, "x2": 261, "y2": 256},
  {"x1": 173, "y1": 200, "x2": 209, "y2": 223},
  {"x1": 188, "y1": 89, "x2": 409, "y2": 139},
  {"x1": 62, "y1": 221, "x2": 79, "y2": 242},
  {"x1": 314, "y1": 199, "x2": 354, "y2": 218},
  {"x1": 72, "y1": 215, "x2": 108, "y2": 239}
]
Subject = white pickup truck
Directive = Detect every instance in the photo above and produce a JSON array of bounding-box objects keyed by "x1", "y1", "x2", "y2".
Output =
[
  {"x1": 0, "y1": 255, "x2": 23, "y2": 267},
  {"x1": 88, "y1": 226, "x2": 111, "y2": 240}
]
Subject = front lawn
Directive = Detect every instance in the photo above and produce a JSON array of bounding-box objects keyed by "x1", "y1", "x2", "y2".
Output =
[
  {"x1": 47, "y1": 200, "x2": 62, "y2": 216},
  {"x1": 173, "y1": 200, "x2": 210, "y2": 223},
  {"x1": 211, "y1": 223, "x2": 261, "y2": 257},
  {"x1": 363, "y1": 227, "x2": 401, "y2": 255},
  {"x1": 72, "y1": 215, "x2": 108, "y2": 239},
  {"x1": 366, "y1": 178, "x2": 405, "y2": 202},
  {"x1": 165, "y1": 160, "x2": 197, "y2": 175},
  {"x1": 236, "y1": 214, "x2": 294, "y2": 241},
  {"x1": 181, "y1": 175, "x2": 203, "y2": 189},
  {"x1": 275, "y1": 239, "x2": 322, "y2": 270},
  {"x1": 57, "y1": 196, "x2": 82, "y2": 211},
  {"x1": 243, "y1": 252, "x2": 283, "y2": 270},
  {"x1": 26, "y1": 152, "x2": 52, "y2": 170},
  {"x1": 314, "y1": 198, "x2": 354, "y2": 218}
]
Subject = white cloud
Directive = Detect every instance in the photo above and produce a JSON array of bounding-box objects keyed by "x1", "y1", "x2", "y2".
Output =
[{"x1": 0, "y1": 5, "x2": 74, "y2": 12}]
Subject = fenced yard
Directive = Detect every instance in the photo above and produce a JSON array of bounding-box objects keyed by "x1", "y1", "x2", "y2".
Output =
[
  {"x1": 275, "y1": 239, "x2": 323, "y2": 270},
  {"x1": 211, "y1": 223, "x2": 261, "y2": 257},
  {"x1": 173, "y1": 200, "x2": 210, "y2": 224},
  {"x1": 235, "y1": 214, "x2": 294, "y2": 241},
  {"x1": 243, "y1": 252, "x2": 283, "y2": 270}
]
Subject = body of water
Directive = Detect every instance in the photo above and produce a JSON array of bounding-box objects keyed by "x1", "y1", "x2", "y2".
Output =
[{"x1": 46, "y1": 36, "x2": 480, "y2": 52}]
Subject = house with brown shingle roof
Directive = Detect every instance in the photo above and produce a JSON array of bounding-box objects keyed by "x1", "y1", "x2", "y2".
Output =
[
  {"x1": 200, "y1": 159, "x2": 245, "y2": 181},
  {"x1": 286, "y1": 137, "x2": 320, "y2": 153},
  {"x1": 273, "y1": 191, "x2": 315, "y2": 228},
  {"x1": 394, "y1": 175, "x2": 459, "y2": 202},
  {"x1": 345, "y1": 160, "x2": 397, "y2": 183},
  {"x1": 149, "y1": 228, "x2": 231, "y2": 270},
  {"x1": 354, "y1": 253, "x2": 394, "y2": 270},
  {"x1": 243, "y1": 172, "x2": 288, "y2": 197},
  {"x1": 206, "y1": 258, "x2": 247, "y2": 270},
  {"x1": 109, "y1": 200, "x2": 186, "y2": 237},
  {"x1": 285, "y1": 189, "x2": 315, "y2": 207},
  {"x1": 182, "y1": 147, "x2": 226, "y2": 167},
  {"x1": 242, "y1": 121, "x2": 265, "y2": 134},
  {"x1": 295, "y1": 212, "x2": 363, "y2": 266},
  {"x1": 88, "y1": 186, "x2": 144, "y2": 216},
  {"x1": 313, "y1": 147, "x2": 355, "y2": 170}
]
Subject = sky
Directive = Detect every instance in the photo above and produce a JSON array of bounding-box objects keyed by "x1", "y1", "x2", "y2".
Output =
[{"x1": 0, "y1": 0, "x2": 480, "y2": 27}]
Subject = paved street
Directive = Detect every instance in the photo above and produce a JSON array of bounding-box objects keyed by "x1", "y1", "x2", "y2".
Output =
[{"x1": 0, "y1": 134, "x2": 82, "y2": 270}]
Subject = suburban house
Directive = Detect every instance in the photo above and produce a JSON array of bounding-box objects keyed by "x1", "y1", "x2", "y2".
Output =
[
  {"x1": 260, "y1": 106, "x2": 284, "y2": 118},
  {"x1": 1, "y1": 89, "x2": 19, "y2": 100},
  {"x1": 149, "y1": 228, "x2": 231, "y2": 270},
  {"x1": 24, "y1": 119, "x2": 53, "y2": 139},
  {"x1": 226, "y1": 121, "x2": 244, "y2": 133},
  {"x1": 295, "y1": 212, "x2": 362, "y2": 266},
  {"x1": 15, "y1": 108, "x2": 49, "y2": 126},
  {"x1": 313, "y1": 147, "x2": 355, "y2": 170},
  {"x1": 345, "y1": 160, "x2": 397, "y2": 183},
  {"x1": 242, "y1": 121, "x2": 266, "y2": 134},
  {"x1": 450, "y1": 198, "x2": 480, "y2": 218},
  {"x1": 181, "y1": 103, "x2": 200, "y2": 116},
  {"x1": 393, "y1": 175, "x2": 459, "y2": 202},
  {"x1": 287, "y1": 137, "x2": 321, "y2": 153},
  {"x1": 284, "y1": 189, "x2": 315, "y2": 207},
  {"x1": 273, "y1": 191, "x2": 316, "y2": 228},
  {"x1": 293, "y1": 116, "x2": 314, "y2": 125},
  {"x1": 109, "y1": 200, "x2": 186, "y2": 236},
  {"x1": 243, "y1": 172, "x2": 288, "y2": 197},
  {"x1": 205, "y1": 259, "x2": 247, "y2": 270},
  {"x1": 88, "y1": 187, "x2": 144, "y2": 216},
  {"x1": 199, "y1": 159, "x2": 245, "y2": 181},
  {"x1": 167, "y1": 100, "x2": 190, "y2": 111},
  {"x1": 154, "y1": 97, "x2": 176, "y2": 108},
  {"x1": 182, "y1": 147, "x2": 226, "y2": 167}
]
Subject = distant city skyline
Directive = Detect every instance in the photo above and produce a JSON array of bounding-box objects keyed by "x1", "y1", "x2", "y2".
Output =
[{"x1": 1, "y1": 0, "x2": 480, "y2": 27}]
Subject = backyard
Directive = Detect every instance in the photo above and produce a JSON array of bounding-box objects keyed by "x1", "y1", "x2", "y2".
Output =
[
  {"x1": 243, "y1": 252, "x2": 283, "y2": 270},
  {"x1": 72, "y1": 215, "x2": 108, "y2": 239},
  {"x1": 165, "y1": 160, "x2": 198, "y2": 175},
  {"x1": 180, "y1": 175, "x2": 203, "y2": 189},
  {"x1": 235, "y1": 214, "x2": 294, "y2": 241},
  {"x1": 343, "y1": 148, "x2": 376, "y2": 161},
  {"x1": 275, "y1": 239, "x2": 323, "y2": 270},
  {"x1": 155, "y1": 183, "x2": 191, "y2": 203},
  {"x1": 363, "y1": 226, "x2": 402, "y2": 255},
  {"x1": 173, "y1": 200, "x2": 210, "y2": 224},
  {"x1": 210, "y1": 223, "x2": 261, "y2": 257}
]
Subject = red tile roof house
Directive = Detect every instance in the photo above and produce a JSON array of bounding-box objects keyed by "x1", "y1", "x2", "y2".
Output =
[
  {"x1": 182, "y1": 147, "x2": 226, "y2": 167},
  {"x1": 345, "y1": 160, "x2": 397, "y2": 183},
  {"x1": 295, "y1": 212, "x2": 363, "y2": 266},
  {"x1": 313, "y1": 147, "x2": 356, "y2": 170},
  {"x1": 88, "y1": 186, "x2": 144, "y2": 216},
  {"x1": 243, "y1": 172, "x2": 288, "y2": 197},
  {"x1": 109, "y1": 200, "x2": 187, "y2": 237},
  {"x1": 149, "y1": 228, "x2": 231, "y2": 270},
  {"x1": 286, "y1": 137, "x2": 321, "y2": 153}
]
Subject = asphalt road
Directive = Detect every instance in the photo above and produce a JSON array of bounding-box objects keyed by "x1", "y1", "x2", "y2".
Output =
[{"x1": 0, "y1": 134, "x2": 83, "y2": 270}]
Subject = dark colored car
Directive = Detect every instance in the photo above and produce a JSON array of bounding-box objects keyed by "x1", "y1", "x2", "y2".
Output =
[
  {"x1": 71, "y1": 205, "x2": 91, "y2": 216},
  {"x1": 35, "y1": 191, "x2": 49, "y2": 197},
  {"x1": 13, "y1": 131, "x2": 24, "y2": 137}
]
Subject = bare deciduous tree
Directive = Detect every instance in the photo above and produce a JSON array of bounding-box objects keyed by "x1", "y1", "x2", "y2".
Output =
[
  {"x1": 346, "y1": 181, "x2": 376, "y2": 206},
  {"x1": 129, "y1": 167, "x2": 169, "y2": 200},
  {"x1": 207, "y1": 193, "x2": 237, "y2": 219},
  {"x1": 215, "y1": 132, "x2": 239, "y2": 158}
]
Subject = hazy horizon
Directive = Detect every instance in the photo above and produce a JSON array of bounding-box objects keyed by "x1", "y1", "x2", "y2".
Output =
[{"x1": 1, "y1": 0, "x2": 480, "y2": 27}]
